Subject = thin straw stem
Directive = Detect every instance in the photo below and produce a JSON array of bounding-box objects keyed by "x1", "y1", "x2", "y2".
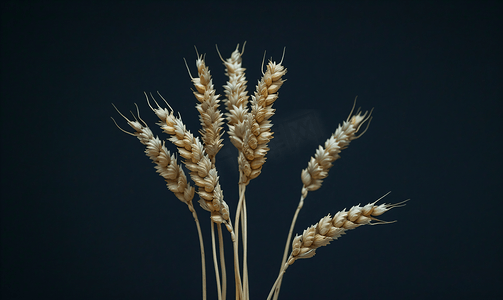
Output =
[
  {"x1": 217, "y1": 224, "x2": 227, "y2": 300},
  {"x1": 232, "y1": 173, "x2": 247, "y2": 300},
  {"x1": 232, "y1": 232, "x2": 243, "y2": 300},
  {"x1": 191, "y1": 209, "x2": 207, "y2": 300},
  {"x1": 273, "y1": 195, "x2": 305, "y2": 300},
  {"x1": 211, "y1": 221, "x2": 223, "y2": 300},
  {"x1": 267, "y1": 264, "x2": 288, "y2": 300},
  {"x1": 241, "y1": 188, "x2": 249, "y2": 300}
]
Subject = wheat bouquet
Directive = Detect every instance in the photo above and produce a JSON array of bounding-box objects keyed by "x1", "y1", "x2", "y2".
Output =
[{"x1": 113, "y1": 44, "x2": 406, "y2": 300}]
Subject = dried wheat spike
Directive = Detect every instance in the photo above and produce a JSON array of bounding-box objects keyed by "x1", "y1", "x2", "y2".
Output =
[
  {"x1": 146, "y1": 94, "x2": 232, "y2": 232},
  {"x1": 287, "y1": 196, "x2": 406, "y2": 266},
  {"x1": 112, "y1": 105, "x2": 195, "y2": 207},
  {"x1": 220, "y1": 45, "x2": 255, "y2": 186},
  {"x1": 190, "y1": 54, "x2": 224, "y2": 162},
  {"x1": 228, "y1": 58, "x2": 287, "y2": 185},
  {"x1": 301, "y1": 107, "x2": 372, "y2": 198}
]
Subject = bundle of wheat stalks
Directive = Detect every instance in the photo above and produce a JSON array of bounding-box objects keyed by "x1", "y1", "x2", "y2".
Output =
[{"x1": 112, "y1": 44, "x2": 406, "y2": 300}]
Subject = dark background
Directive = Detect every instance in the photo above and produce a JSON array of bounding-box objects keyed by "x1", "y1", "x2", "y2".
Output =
[{"x1": 1, "y1": 1, "x2": 501, "y2": 299}]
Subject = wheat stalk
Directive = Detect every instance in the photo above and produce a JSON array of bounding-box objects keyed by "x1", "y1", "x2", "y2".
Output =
[
  {"x1": 186, "y1": 51, "x2": 233, "y2": 299},
  {"x1": 269, "y1": 194, "x2": 408, "y2": 300},
  {"x1": 146, "y1": 92, "x2": 244, "y2": 300},
  {"x1": 219, "y1": 44, "x2": 254, "y2": 299},
  {"x1": 288, "y1": 195, "x2": 406, "y2": 265},
  {"x1": 113, "y1": 44, "x2": 406, "y2": 300},
  {"x1": 111, "y1": 104, "x2": 207, "y2": 300}
]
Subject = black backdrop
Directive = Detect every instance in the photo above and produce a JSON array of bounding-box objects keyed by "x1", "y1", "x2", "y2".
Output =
[{"x1": 1, "y1": 1, "x2": 502, "y2": 299}]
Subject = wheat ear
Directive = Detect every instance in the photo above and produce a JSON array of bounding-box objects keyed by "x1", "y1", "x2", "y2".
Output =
[
  {"x1": 301, "y1": 102, "x2": 372, "y2": 198},
  {"x1": 111, "y1": 104, "x2": 207, "y2": 300},
  {"x1": 288, "y1": 195, "x2": 406, "y2": 265},
  {"x1": 219, "y1": 44, "x2": 252, "y2": 300},
  {"x1": 187, "y1": 52, "x2": 230, "y2": 298},
  {"x1": 269, "y1": 193, "x2": 407, "y2": 300},
  {"x1": 187, "y1": 53, "x2": 224, "y2": 165},
  {"x1": 112, "y1": 104, "x2": 196, "y2": 206},
  {"x1": 145, "y1": 93, "x2": 232, "y2": 229},
  {"x1": 187, "y1": 52, "x2": 231, "y2": 299}
]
